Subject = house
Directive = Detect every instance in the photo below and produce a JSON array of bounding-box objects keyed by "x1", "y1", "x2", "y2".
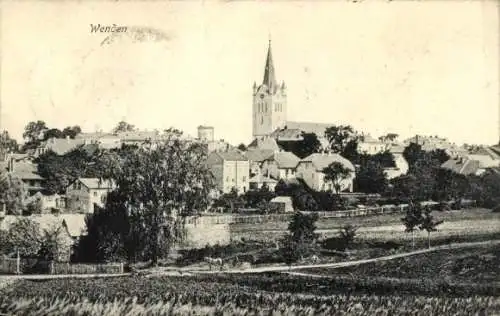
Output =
[
  {"x1": 36, "y1": 137, "x2": 86, "y2": 156},
  {"x1": 116, "y1": 130, "x2": 160, "y2": 146},
  {"x1": 296, "y1": 152, "x2": 355, "y2": 192},
  {"x1": 248, "y1": 174, "x2": 278, "y2": 191},
  {"x1": 25, "y1": 192, "x2": 66, "y2": 213},
  {"x1": 244, "y1": 149, "x2": 275, "y2": 176},
  {"x1": 1, "y1": 158, "x2": 44, "y2": 195},
  {"x1": 384, "y1": 154, "x2": 409, "y2": 179},
  {"x1": 65, "y1": 178, "x2": 116, "y2": 213},
  {"x1": 357, "y1": 134, "x2": 389, "y2": 155},
  {"x1": 261, "y1": 150, "x2": 300, "y2": 180},
  {"x1": 205, "y1": 151, "x2": 250, "y2": 194},
  {"x1": 269, "y1": 196, "x2": 294, "y2": 213}
]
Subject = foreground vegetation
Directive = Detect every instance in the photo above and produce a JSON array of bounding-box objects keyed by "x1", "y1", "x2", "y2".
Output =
[{"x1": 0, "y1": 274, "x2": 498, "y2": 315}]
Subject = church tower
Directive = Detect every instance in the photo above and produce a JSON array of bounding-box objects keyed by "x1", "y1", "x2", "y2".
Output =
[{"x1": 252, "y1": 40, "x2": 287, "y2": 138}]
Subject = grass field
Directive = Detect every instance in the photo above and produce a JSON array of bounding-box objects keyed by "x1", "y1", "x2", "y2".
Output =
[
  {"x1": 230, "y1": 208, "x2": 500, "y2": 243},
  {"x1": 298, "y1": 243, "x2": 500, "y2": 284}
]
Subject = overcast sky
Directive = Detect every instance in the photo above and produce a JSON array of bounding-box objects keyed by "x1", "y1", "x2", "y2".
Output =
[{"x1": 1, "y1": 1, "x2": 499, "y2": 145}]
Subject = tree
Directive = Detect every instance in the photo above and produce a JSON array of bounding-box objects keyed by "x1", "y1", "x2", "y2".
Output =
[
  {"x1": 237, "y1": 143, "x2": 247, "y2": 152},
  {"x1": 354, "y1": 160, "x2": 388, "y2": 194},
  {"x1": 62, "y1": 126, "x2": 82, "y2": 139},
  {"x1": 24, "y1": 196, "x2": 43, "y2": 215},
  {"x1": 339, "y1": 224, "x2": 358, "y2": 249},
  {"x1": 419, "y1": 206, "x2": 444, "y2": 248},
  {"x1": 322, "y1": 162, "x2": 353, "y2": 194},
  {"x1": 401, "y1": 200, "x2": 424, "y2": 248},
  {"x1": 403, "y1": 143, "x2": 425, "y2": 169},
  {"x1": 0, "y1": 131, "x2": 19, "y2": 155},
  {"x1": 0, "y1": 171, "x2": 26, "y2": 215},
  {"x1": 325, "y1": 125, "x2": 358, "y2": 154},
  {"x1": 22, "y1": 121, "x2": 49, "y2": 152},
  {"x1": 100, "y1": 135, "x2": 216, "y2": 265},
  {"x1": 3, "y1": 218, "x2": 43, "y2": 258},
  {"x1": 43, "y1": 128, "x2": 63, "y2": 140},
  {"x1": 379, "y1": 133, "x2": 399, "y2": 143},
  {"x1": 281, "y1": 211, "x2": 319, "y2": 268},
  {"x1": 113, "y1": 121, "x2": 136, "y2": 133},
  {"x1": 278, "y1": 132, "x2": 322, "y2": 159}
]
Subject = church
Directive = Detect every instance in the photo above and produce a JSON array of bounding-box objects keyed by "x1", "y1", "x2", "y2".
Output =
[{"x1": 251, "y1": 40, "x2": 332, "y2": 146}]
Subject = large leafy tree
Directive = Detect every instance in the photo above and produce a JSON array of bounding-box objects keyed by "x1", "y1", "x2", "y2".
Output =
[
  {"x1": 99, "y1": 135, "x2": 216, "y2": 264},
  {"x1": 325, "y1": 125, "x2": 360, "y2": 162},
  {"x1": 282, "y1": 211, "x2": 319, "y2": 267},
  {"x1": 61, "y1": 126, "x2": 82, "y2": 139},
  {"x1": 0, "y1": 131, "x2": 19, "y2": 155},
  {"x1": 22, "y1": 120, "x2": 48, "y2": 152},
  {"x1": 419, "y1": 206, "x2": 444, "y2": 248},
  {"x1": 278, "y1": 132, "x2": 322, "y2": 159},
  {"x1": 354, "y1": 160, "x2": 388, "y2": 194},
  {"x1": 401, "y1": 200, "x2": 424, "y2": 248},
  {"x1": 0, "y1": 171, "x2": 26, "y2": 215},
  {"x1": 113, "y1": 121, "x2": 136, "y2": 133},
  {"x1": 323, "y1": 161, "x2": 353, "y2": 194}
]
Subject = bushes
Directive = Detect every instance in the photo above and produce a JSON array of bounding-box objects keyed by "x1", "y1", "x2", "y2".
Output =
[{"x1": 492, "y1": 204, "x2": 500, "y2": 213}]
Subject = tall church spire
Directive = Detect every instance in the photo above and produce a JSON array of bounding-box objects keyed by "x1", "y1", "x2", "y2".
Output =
[{"x1": 262, "y1": 39, "x2": 277, "y2": 90}]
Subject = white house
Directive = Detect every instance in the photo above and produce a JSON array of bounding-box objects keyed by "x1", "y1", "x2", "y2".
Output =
[
  {"x1": 248, "y1": 174, "x2": 278, "y2": 191},
  {"x1": 205, "y1": 151, "x2": 250, "y2": 194},
  {"x1": 261, "y1": 150, "x2": 300, "y2": 180},
  {"x1": 269, "y1": 196, "x2": 294, "y2": 213},
  {"x1": 65, "y1": 178, "x2": 116, "y2": 213},
  {"x1": 296, "y1": 153, "x2": 355, "y2": 192}
]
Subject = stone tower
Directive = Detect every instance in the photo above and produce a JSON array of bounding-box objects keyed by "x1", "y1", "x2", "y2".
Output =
[{"x1": 252, "y1": 40, "x2": 287, "y2": 139}]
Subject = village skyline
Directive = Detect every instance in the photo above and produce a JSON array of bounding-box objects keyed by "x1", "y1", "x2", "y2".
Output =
[{"x1": 1, "y1": 1, "x2": 499, "y2": 146}]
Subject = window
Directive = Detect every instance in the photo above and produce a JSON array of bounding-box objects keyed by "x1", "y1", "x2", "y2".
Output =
[
  {"x1": 242, "y1": 176, "x2": 246, "y2": 182},
  {"x1": 93, "y1": 192, "x2": 97, "y2": 197}
]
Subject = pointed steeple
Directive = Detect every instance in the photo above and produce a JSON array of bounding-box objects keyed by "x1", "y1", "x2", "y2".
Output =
[{"x1": 262, "y1": 39, "x2": 277, "y2": 91}]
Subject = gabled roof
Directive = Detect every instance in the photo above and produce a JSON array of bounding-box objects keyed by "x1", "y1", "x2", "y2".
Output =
[
  {"x1": 267, "y1": 151, "x2": 300, "y2": 169},
  {"x1": 244, "y1": 149, "x2": 274, "y2": 163},
  {"x1": 0, "y1": 214, "x2": 86, "y2": 238},
  {"x1": 78, "y1": 178, "x2": 115, "y2": 190},
  {"x1": 284, "y1": 121, "x2": 332, "y2": 136},
  {"x1": 270, "y1": 196, "x2": 292, "y2": 204},
  {"x1": 300, "y1": 153, "x2": 355, "y2": 172},
  {"x1": 247, "y1": 137, "x2": 280, "y2": 151},
  {"x1": 42, "y1": 138, "x2": 86, "y2": 155},
  {"x1": 5, "y1": 161, "x2": 44, "y2": 180},
  {"x1": 441, "y1": 158, "x2": 480, "y2": 175},
  {"x1": 207, "y1": 151, "x2": 248, "y2": 164}
]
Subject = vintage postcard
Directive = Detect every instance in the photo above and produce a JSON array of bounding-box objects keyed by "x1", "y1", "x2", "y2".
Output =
[{"x1": 0, "y1": 0, "x2": 499, "y2": 315}]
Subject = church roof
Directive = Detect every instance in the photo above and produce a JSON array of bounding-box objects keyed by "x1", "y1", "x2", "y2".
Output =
[
  {"x1": 284, "y1": 121, "x2": 332, "y2": 137},
  {"x1": 263, "y1": 40, "x2": 277, "y2": 92}
]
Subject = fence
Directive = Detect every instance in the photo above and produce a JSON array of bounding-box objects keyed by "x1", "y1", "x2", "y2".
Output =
[
  {"x1": 203, "y1": 200, "x2": 477, "y2": 225},
  {"x1": 49, "y1": 262, "x2": 124, "y2": 275},
  {"x1": 0, "y1": 257, "x2": 124, "y2": 275}
]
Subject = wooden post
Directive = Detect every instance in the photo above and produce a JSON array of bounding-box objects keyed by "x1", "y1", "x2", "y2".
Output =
[
  {"x1": 50, "y1": 261, "x2": 54, "y2": 274},
  {"x1": 120, "y1": 262, "x2": 124, "y2": 274},
  {"x1": 16, "y1": 250, "x2": 20, "y2": 275}
]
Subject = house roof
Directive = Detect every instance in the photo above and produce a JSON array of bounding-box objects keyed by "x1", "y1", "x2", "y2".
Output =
[
  {"x1": 247, "y1": 137, "x2": 280, "y2": 151},
  {"x1": 270, "y1": 128, "x2": 303, "y2": 140},
  {"x1": 441, "y1": 158, "x2": 480, "y2": 175},
  {"x1": 249, "y1": 174, "x2": 278, "y2": 184},
  {"x1": 208, "y1": 151, "x2": 248, "y2": 163},
  {"x1": 4, "y1": 161, "x2": 44, "y2": 180},
  {"x1": 245, "y1": 149, "x2": 274, "y2": 163},
  {"x1": 284, "y1": 121, "x2": 332, "y2": 136},
  {"x1": 268, "y1": 151, "x2": 300, "y2": 169},
  {"x1": 78, "y1": 178, "x2": 115, "y2": 189},
  {"x1": 42, "y1": 138, "x2": 86, "y2": 155},
  {"x1": 0, "y1": 214, "x2": 86, "y2": 238},
  {"x1": 467, "y1": 154, "x2": 499, "y2": 168},
  {"x1": 117, "y1": 131, "x2": 159, "y2": 142},
  {"x1": 300, "y1": 153, "x2": 355, "y2": 172}
]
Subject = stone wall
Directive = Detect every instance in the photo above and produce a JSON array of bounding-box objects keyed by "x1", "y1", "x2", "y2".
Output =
[{"x1": 177, "y1": 216, "x2": 231, "y2": 249}]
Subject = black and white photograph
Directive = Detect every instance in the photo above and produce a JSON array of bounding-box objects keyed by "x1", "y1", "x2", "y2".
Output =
[{"x1": 0, "y1": 0, "x2": 499, "y2": 315}]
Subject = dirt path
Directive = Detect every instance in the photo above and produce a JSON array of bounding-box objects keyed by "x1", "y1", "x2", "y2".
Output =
[{"x1": 188, "y1": 239, "x2": 500, "y2": 274}]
